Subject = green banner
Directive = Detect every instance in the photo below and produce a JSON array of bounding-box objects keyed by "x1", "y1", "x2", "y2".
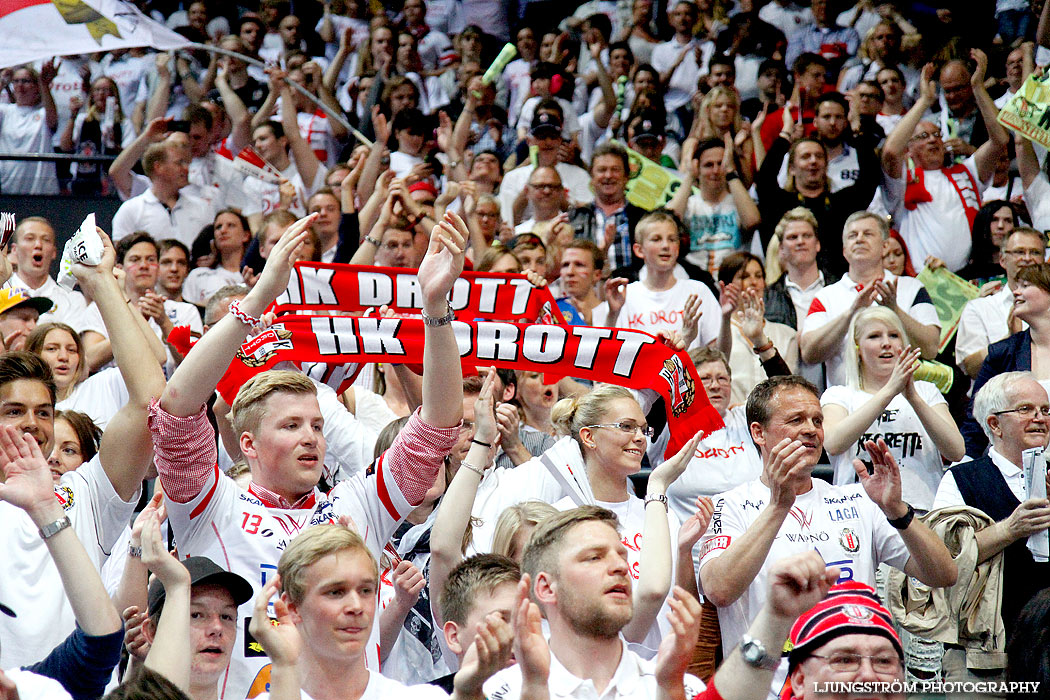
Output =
[
  {"x1": 916, "y1": 265, "x2": 979, "y2": 354},
  {"x1": 622, "y1": 143, "x2": 690, "y2": 211},
  {"x1": 997, "y1": 71, "x2": 1050, "y2": 149}
]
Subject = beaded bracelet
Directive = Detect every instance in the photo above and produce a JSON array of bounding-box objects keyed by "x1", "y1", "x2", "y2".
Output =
[{"x1": 228, "y1": 299, "x2": 261, "y2": 327}]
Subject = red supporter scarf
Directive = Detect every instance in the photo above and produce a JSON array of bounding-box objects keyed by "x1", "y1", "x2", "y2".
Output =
[
  {"x1": 269, "y1": 262, "x2": 567, "y2": 324},
  {"x1": 209, "y1": 315, "x2": 723, "y2": 458},
  {"x1": 903, "y1": 162, "x2": 980, "y2": 231}
]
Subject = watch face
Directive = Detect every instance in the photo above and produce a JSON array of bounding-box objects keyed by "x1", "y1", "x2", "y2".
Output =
[{"x1": 742, "y1": 640, "x2": 761, "y2": 662}]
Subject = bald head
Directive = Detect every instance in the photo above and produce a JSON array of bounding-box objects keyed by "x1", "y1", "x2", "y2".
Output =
[{"x1": 939, "y1": 60, "x2": 974, "y2": 112}]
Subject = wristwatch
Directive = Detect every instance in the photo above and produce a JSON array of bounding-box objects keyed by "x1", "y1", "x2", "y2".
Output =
[
  {"x1": 38, "y1": 515, "x2": 71, "y2": 540},
  {"x1": 421, "y1": 304, "x2": 455, "y2": 327},
  {"x1": 739, "y1": 635, "x2": 779, "y2": 671}
]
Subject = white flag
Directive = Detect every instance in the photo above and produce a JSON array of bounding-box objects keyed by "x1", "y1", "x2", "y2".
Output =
[{"x1": 0, "y1": 0, "x2": 189, "y2": 70}]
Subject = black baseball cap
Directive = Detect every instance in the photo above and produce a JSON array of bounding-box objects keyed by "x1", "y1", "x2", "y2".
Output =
[
  {"x1": 530, "y1": 111, "x2": 563, "y2": 137},
  {"x1": 632, "y1": 116, "x2": 664, "y2": 142},
  {"x1": 148, "y1": 556, "x2": 254, "y2": 618}
]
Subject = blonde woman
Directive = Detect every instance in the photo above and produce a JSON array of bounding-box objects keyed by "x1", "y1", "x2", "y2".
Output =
[
  {"x1": 684, "y1": 86, "x2": 753, "y2": 186},
  {"x1": 490, "y1": 501, "x2": 558, "y2": 561},
  {"x1": 821, "y1": 306, "x2": 964, "y2": 511}
]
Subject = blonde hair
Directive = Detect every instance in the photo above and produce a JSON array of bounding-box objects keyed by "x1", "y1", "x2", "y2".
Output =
[
  {"x1": 278, "y1": 524, "x2": 377, "y2": 605},
  {"x1": 697, "y1": 86, "x2": 742, "y2": 140},
  {"x1": 773, "y1": 207, "x2": 819, "y2": 242},
  {"x1": 843, "y1": 306, "x2": 908, "y2": 391},
  {"x1": 491, "y1": 501, "x2": 558, "y2": 560},
  {"x1": 230, "y1": 370, "x2": 318, "y2": 435},
  {"x1": 550, "y1": 385, "x2": 636, "y2": 448}
]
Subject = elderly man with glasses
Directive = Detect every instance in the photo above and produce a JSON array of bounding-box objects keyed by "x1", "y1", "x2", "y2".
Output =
[
  {"x1": 933, "y1": 371, "x2": 1050, "y2": 687},
  {"x1": 881, "y1": 49, "x2": 1008, "y2": 274}
]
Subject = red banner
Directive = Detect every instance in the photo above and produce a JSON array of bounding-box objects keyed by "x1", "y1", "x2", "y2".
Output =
[
  {"x1": 214, "y1": 315, "x2": 723, "y2": 458},
  {"x1": 271, "y1": 262, "x2": 566, "y2": 324}
]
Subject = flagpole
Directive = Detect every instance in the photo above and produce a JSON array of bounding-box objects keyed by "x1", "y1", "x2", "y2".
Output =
[{"x1": 185, "y1": 42, "x2": 373, "y2": 148}]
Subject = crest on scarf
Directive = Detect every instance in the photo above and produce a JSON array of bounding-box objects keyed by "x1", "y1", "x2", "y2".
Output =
[
  {"x1": 238, "y1": 326, "x2": 294, "y2": 368},
  {"x1": 659, "y1": 355, "x2": 695, "y2": 416}
]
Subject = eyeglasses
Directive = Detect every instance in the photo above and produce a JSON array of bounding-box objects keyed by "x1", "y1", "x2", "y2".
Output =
[
  {"x1": 809, "y1": 653, "x2": 902, "y2": 674},
  {"x1": 1003, "y1": 248, "x2": 1044, "y2": 258},
  {"x1": 908, "y1": 131, "x2": 941, "y2": 143},
  {"x1": 584, "y1": 421, "x2": 655, "y2": 439},
  {"x1": 993, "y1": 405, "x2": 1050, "y2": 419},
  {"x1": 529, "y1": 183, "x2": 562, "y2": 191}
]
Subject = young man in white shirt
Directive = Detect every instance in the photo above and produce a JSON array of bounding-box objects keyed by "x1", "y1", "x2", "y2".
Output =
[
  {"x1": 249, "y1": 524, "x2": 511, "y2": 700},
  {"x1": 799, "y1": 211, "x2": 939, "y2": 387},
  {"x1": 148, "y1": 213, "x2": 467, "y2": 700},
  {"x1": 111, "y1": 140, "x2": 217, "y2": 249},
  {"x1": 651, "y1": 1, "x2": 713, "y2": 114},
  {"x1": 79, "y1": 232, "x2": 202, "y2": 374},
  {"x1": 696, "y1": 376, "x2": 956, "y2": 680},
  {"x1": 595, "y1": 210, "x2": 722, "y2": 352},
  {"x1": 484, "y1": 506, "x2": 706, "y2": 700},
  {"x1": 4, "y1": 217, "x2": 87, "y2": 328},
  {"x1": 955, "y1": 227, "x2": 1045, "y2": 378}
]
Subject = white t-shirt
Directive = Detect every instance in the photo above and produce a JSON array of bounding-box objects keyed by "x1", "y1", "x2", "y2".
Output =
[
  {"x1": 76, "y1": 297, "x2": 203, "y2": 377},
  {"x1": 297, "y1": 110, "x2": 338, "y2": 167},
  {"x1": 800, "y1": 271, "x2": 939, "y2": 386},
  {"x1": 57, "y1": 367, "x2": 128, "y2": 432},
  {"x1": 182, "y1": 267, "x2": 244, "y2": 307},
  {"x1": 683, "y1": 191, "x2": 743, "y2": 275},
  {"x1": 955, "y1": 285, "x2": 1022, "y2": 369},
  {"x1": 255, "y1": 670, "x2": 450, "y2": 700},
  {"x1": 650, "y1": 38, "x2": 713, "y2": 113},
  {"x1": 821, "y1": 381, "x2": 948, "y2": 511},
  {"x1": 883, "y1": 155, "x2": 986, "y2": 273},
  {"x1": 485, "y1": 639, "x2": 704, "y2": 700},
  {"x1": 502, "y1": 59, "x2": 532, "y2": 126},
  {"x1": 697, "y1": 477, "x2": 910, "y2": 656},
  {"x1": 0, "y1": 456, "x2": 138, "y2": 669},
  {"x1": 4, "y1": 273, "x2": 87, "y2": 329},
  {"x1": 591, "y1": 280, "x2": 721, "y2": 350},
  {"x1": 7, "y1": 669, "x2": 72, "y2": 700},
  {"x1": 665, "y1": 406, "x2": 762, "y2": 571},
  {"x1": 0, "y1": 104, "x2": 58, "y2": 194},
  {"x1": 1022, "y1": 171, "x2": 1050, "y2": 234},
  {"x1": 188, "y1": 149, "x2": 252, "y2": 213}
]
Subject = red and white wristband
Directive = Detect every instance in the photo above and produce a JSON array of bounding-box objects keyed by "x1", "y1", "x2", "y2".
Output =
[{"x1": 228, "y1": 299, "x2": 261, "y2": 328}]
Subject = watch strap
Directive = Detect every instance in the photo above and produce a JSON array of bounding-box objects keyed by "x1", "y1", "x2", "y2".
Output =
[
  {"x1": 421, "y1": 304, "x2": 455, "y2": 327},
  {"x1": 887, "y1": 503, "x2": 915, "y2": 530},
  {"x1": 38, "y1": 515, "x2": 71, "y2": 540}
]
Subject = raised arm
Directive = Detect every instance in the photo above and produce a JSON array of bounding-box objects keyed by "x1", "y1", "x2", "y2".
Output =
[
  {"x1": 882, "y1": 64, "x2": 936, "y2": 179},
  {"x1": 854, "y1": 439, "x2": 957, "y2": 587},
  {"x1": 822, "y1": 347, "x2": 920, "y2": 456},
  {"x1": 39, "y1": 59, "x2": 59, "y2": 133},
  {"x1": 799, "y1": 284, "x2": 878, "y2": 364},
  {"x1": 108, "y1": 117, "x2": 171, "y2": 199},
  {"x1": 699, "y1": 438, "x2": 806, "y2": 607},
  {"x1": 214, "y1": 64, "x2": 251, "y2": 154},
  {"x1": 76, "y1": 230, "x2": 167, "y2": 501},
  {"x1": 280, "y1": 82, "x2": 323, "y2": 188},
  {"x1": 622, "y1": 432, "x2": 705, "y2": 644},
  {"x1": 970, "y1": 49, "x2": 1010, "y2": 182},
  {"x1": 0, "y1": 426, "x2": 122, "y2": 638},
  {"x1": 140, "y1": 511, "x2": 192, "y2": 693},
  {"x1": 429, "y1": 372, "x2": 499, "y2": 625},
  {"x1": 418, "y1": 212, "x2": 468, "y2": 428},
  {"x1": 700, "y1": 554, "x2": 838, "y2": 700},
  {"x1": 160, "y1": 214, "x2": 318, "y2": 417},
  {"x1": 903, "y1": 377, "x2": 964, "y2": 462},
  {"x1": 1016, "y1": 131, "x2": 1043, "y2": 188}
]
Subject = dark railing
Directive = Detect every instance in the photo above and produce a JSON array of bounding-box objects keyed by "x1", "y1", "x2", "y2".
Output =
[{"x1": 0, "y1": 152, "x2": 118, "y2": 164}]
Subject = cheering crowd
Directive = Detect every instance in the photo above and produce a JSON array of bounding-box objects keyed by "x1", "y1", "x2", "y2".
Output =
[{"x1": 3, "y1": 0, "x2": 1050, "y2": 698}]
